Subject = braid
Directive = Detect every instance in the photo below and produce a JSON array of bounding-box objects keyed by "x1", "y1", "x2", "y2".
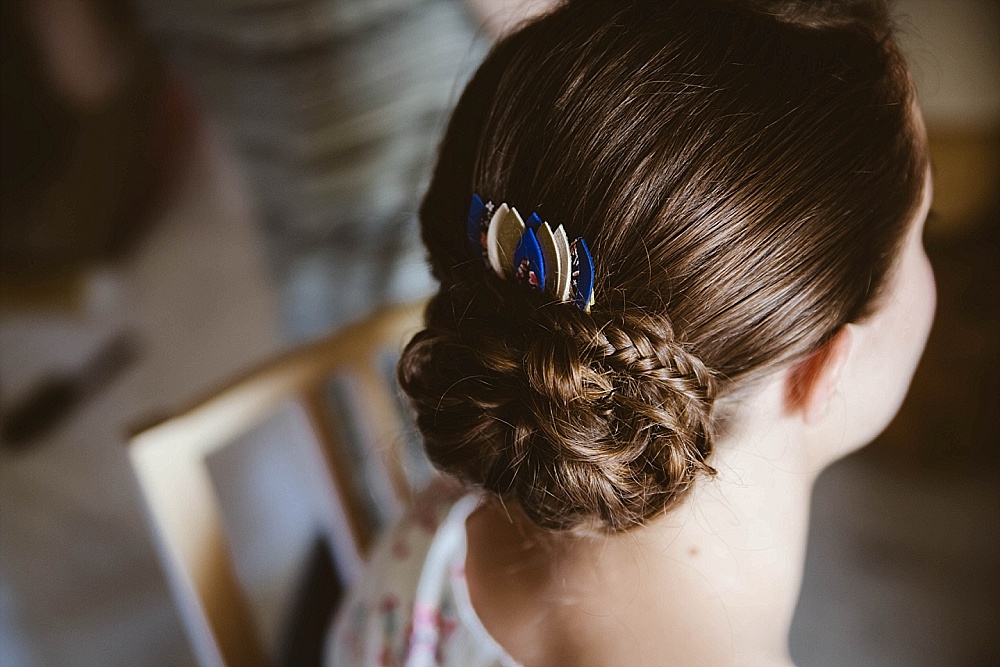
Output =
[{"x1": 400, "y1": 288, "x2": 719, "y2": 531}]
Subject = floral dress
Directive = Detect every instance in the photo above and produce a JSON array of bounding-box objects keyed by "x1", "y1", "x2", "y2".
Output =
[{"x1": 325, "y1": 480, "x2": 522, "y2": 667}]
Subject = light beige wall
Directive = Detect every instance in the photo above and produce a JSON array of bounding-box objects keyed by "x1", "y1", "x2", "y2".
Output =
[
  {"x1": 896, "y1": 0, "x2": 999, "y2": 231},
  {"x1": 897, "y1": 0, "x2": 1000, "y2": 130}
]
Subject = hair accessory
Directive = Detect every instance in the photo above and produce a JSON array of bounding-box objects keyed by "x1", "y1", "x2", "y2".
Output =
[
  {"x1": 535, "y1": 221, "x2": 566, "y2": 299},
  {"x1": 466, "y1": 194, "x2": 494, "y2": 260},
  {"x1": 570, "y1": 237, "x2": 595, "y2": 311},
  {"x1": 513, "y1": 227, "x2": 546, "y2": 289},
  {"x1": 467, "y1": 194, "x2": 595, "y2": 311},
  {"x1": 487, "y1": 204, "x2": 525, "y2": 278}
]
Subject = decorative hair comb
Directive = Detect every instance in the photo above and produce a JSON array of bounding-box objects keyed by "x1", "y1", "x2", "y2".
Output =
[{"x1": 467, "y1": 194, "x2": 595, "y2": 312}]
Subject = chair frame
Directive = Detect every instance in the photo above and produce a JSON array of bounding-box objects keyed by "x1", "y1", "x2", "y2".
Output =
[{"x1": 128, "y1": 301, "x2": 425, "y2": 667}]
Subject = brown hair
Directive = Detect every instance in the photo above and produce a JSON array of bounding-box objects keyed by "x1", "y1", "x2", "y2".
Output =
[{"x1": 399, "y1": 0, "x2": 928, "y2": 532}]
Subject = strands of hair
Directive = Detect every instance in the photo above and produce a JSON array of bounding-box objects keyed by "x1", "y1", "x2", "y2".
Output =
[{"x1": 399, "y1": 0, "x2": 928, "y2": 532}]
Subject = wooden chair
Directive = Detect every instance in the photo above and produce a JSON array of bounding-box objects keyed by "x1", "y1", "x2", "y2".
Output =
[{"x1": 128, "y1": 301, "x2": 428, "y2": 667}]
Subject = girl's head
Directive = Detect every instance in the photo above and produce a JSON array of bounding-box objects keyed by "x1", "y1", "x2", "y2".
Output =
[{"x1": 399, "y1": 0, "x2": 931, "y2": 532}]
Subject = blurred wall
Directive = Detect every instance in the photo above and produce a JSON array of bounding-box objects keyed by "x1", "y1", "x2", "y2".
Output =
[
  {"x1": 897, "y1": 0, "x2": 1000, "y2": 232},
  {"x1": 898, "y1": 0, "x2": 999, "y2": 129}
]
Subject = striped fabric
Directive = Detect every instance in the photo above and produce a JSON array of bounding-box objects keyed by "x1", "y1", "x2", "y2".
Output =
[{"x1": 138, "y1": 0, "x2": 489, "y2": 337}]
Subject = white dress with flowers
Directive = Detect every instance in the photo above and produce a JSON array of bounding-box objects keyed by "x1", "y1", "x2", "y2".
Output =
[{"x1": 325, "y1": 481, "x2": 522, "y2": 667}]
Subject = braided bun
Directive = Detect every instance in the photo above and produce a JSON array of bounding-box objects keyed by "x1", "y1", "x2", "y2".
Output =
[{"x1": 399, "y1": 283, "x2": 717, "y2": 531}]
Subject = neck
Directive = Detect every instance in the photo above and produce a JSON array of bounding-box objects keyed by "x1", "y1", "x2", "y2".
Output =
[
  {"x1": 656, "y1": 418, "x2": 816, "y2": 661},
  {"x1": 465, "y1": 383, "x2": 820, "y2": 666}
]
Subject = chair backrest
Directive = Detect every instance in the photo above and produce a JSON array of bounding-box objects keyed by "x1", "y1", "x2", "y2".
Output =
[{"x1": 128, "y1": 301, "x2": 427, "y2": 667}]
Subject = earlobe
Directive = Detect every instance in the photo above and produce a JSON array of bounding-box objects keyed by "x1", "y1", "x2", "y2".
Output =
[{"x1": 784, "y1": 326, "x2": 853, "y2": 424}]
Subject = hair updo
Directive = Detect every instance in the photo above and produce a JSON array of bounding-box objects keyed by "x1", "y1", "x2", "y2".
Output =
[{"x1": 398, "y1": 0, "x2": 928, "y2": 532}]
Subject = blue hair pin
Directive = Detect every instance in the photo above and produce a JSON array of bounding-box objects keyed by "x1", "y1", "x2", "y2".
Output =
[
  {"x1": 570, "y1": 237, "x2": 595, "y2": 313},
  {"x1": 469, "y1": 194, "x2": 594, "y2": 311},
  {"x1": 513, "y1": 227, "x2": 546, "y2": 290},
  {"x1": 466, "y1": 194, "x2": 494, "y2": 259}
]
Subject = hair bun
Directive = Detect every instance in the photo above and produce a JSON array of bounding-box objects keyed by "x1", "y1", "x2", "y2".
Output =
[{"x1": 398, "y1": 287, "x2": 718, "y2": 532}]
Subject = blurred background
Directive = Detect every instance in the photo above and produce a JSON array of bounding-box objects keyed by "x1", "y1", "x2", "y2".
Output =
[{"x1": 0, "y1": 1, "x2": 996, "y2": 666}]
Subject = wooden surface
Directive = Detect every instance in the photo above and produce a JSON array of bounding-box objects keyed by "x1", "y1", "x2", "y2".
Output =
[{"x1": 128, "y1": 301, "x2": 425, "y2": 667}]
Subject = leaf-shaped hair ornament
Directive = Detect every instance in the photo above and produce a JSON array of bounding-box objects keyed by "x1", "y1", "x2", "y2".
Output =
[{"x1": 467, "y1": 194, "x2": 594, "y2": 311}]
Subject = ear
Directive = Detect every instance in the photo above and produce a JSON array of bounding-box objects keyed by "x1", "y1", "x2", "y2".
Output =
[{"x1": 784, "y1": 327, "x2": 853, "y2": 424}]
